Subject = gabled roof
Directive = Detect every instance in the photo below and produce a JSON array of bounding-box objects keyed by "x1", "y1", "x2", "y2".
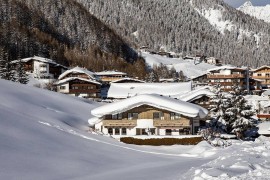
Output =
[
  {"x1": 89, "y1": 94, "x2": 208, "y2": 122},
  {"x1": 252, "y1": 65, "x2": 270, "y2": 72},
  {"x1": 55, "y1": 77, "x2": 101, "y2": 85},
  {"x1": 58, "y1": 67, "x2": 97, "y2": 80},
  {"x1": 96, "y1": 71, "x2": 127, "y2": 76},
  {"x1": 174, "y1": 88, "x2": 215, "y2": 102},
  {"x1": 111, "y1": 78, "x2": 145, "y2": 83},
  {"x1": 12, "y1": 56, "x2": 68, "y2": 69},
  {"x1": 107, "y1": 82, "x2": 192, "y2": 99},
  {"x1": 207, "y1": 65, "x2": 245, "y2": 72}
]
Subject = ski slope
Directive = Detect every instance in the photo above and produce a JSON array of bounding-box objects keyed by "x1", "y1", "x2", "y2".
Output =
[{"x1": 142, "y1": 52, "x2": 216, "y2": 78}]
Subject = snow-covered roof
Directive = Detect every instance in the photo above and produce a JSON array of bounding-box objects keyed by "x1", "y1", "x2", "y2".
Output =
[
  {"x1": 258, "y1": 122, "x2": 270, "y2": 135},
  {"x1": 58, "y1": 67, "x2": 97, "y2": 80},
  {"x1": 244, "y1": 95, "x2": 270, "y2": 102},
  {"x1": 207, "y1": 65, "x2": 245, "y2": 72},
  {"x1": 107, "y1": 82, "x2": 192, "y2": 99},
  {"x1": 174, "y1": 88, "x2": 215, "y2": 102},
  {"x1": 251, "y1": 65, "x2": 270, "y2": 72},
  {"x1": 111, "y1": 78, "x2": 145, "y2": 83},
  {"x1": 55, "y1": 77, "x2": 101, "y2": 85},
  {"x1": 96, "y1": 71, "x2": 127, "y2": 76},
  {"x1": 12, "y1": 56, "x2": 68, "y2": 69},
  {"x1": 90, "y1": 94, "x2": 208, "y2": 121},
  {"x1": 262, "y1": 90, "x2": 270, "y2": 96}
]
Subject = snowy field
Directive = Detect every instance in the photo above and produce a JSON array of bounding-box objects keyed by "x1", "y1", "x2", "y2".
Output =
[
  {"x1": 0, "y1": 79, "x2": 270, "y2": 180},
  {"x1": 142, "y1": 52, "x2": 216, "y2": 78}
]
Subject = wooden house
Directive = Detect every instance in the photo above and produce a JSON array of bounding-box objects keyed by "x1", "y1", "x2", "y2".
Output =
[
  {"x1": 207, "y1": 66, "x2": 247, "y2": 92},
  {"x1": 251, "y1": 65, "x2": 270, "y2": 90},
  {"x1": 89, "y1": 94, "x2": 208, "y2": 136},
  {"x1": 55, "y1": 67, "x2": 101, "y2": 98},
  {"x1": 96, "y1": 71, "x2": 128, "y2": 83},
  {"x1": 12, "y1": 56, "x2": 67, "y2": 79}
]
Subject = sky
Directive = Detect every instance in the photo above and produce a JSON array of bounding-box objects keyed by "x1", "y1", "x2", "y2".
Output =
[{"x1": 224, "y1": 0, "x2": 270, "y2": 8}]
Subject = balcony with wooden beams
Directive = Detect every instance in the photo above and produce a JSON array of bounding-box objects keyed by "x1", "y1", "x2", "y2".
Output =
[{"x1": 207, "y1": 74, "x2": 245, "y2": 79}]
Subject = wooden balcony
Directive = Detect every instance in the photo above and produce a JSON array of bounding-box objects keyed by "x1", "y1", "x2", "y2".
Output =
[
  {"x1": 209, "y1": 82, "x2": 243, "y2": 86},
  {"x1": 100, "y1": 77, "x2": 125, "y2": 82},
  {"x1": 103, "y1": 120, "x2": 137, "y2": 127},
  {"x1": 207, "y1": 74, "x2": 245, "y2": 79},
  {"x1": 154, "y1": 120, "x2": 190, "y2": 127},
  {"x1": 252, "y1": 76, "x2": 270, "y2": 79},
  {"x1": 69, "y1": 89, "x2": 100, "y2": 94}
]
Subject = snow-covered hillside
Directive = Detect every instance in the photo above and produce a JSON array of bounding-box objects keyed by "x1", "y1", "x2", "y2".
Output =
[
  {"x1": 238, "y1": 1, "x2": 270, "y2": 23},
  {"x1": 1, "y1": 79, "x2": 270, "y2": 179},
  {"x1": 142, "y1": 52, "x2": 216, "y2": 78}
]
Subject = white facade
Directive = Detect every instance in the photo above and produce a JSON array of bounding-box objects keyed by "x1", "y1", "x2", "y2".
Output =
[{"x1": 57, "y1": 82, "x2": 69, "y2": 94}]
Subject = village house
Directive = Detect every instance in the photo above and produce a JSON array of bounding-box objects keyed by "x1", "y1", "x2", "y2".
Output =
[
  {"x1": 207, "y1": 66, "x2": 247, "y2": 92},
  {"x1": 251, "y1": 65, "x2": 270, "y2": 90},
  {"x1": 205, "y1": 57, "x2": 222, "y2": 66},
  {"x1": 107, "y1": 82, "x2": 192, "y2": 99},
  {"x1": 177, "y1": 87, "x2": 215, "y2": 111},
  {"x1": 55, "y1": 67, "x2": 101, "y2": 98},
  {"x1": 89, "y1": 94, "x2": 208, "y2": 136},
  {"x1": 12, "y1": 56, "x2": 68, "y2": 79},
  {"x1": 191, "y1": 74, "x2": 208, "y2": 88},
  {"x1": 245, "y1": 95, "x2": 270, "y2": 120},
  {"x1": 96, "y1": 71, "x2": 128, "y2": 83}
]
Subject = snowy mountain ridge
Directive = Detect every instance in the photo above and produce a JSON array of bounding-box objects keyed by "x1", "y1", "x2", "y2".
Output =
[{"x1": 238, "y1": 1, "x2": 270, "y2": 23}]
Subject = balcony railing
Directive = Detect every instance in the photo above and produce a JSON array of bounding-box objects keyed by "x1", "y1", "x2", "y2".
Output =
[
  {"x1": 207, "y1": 74, "x2": 245, "y2": 79},
  {"x1": 103, "y1": 120, "x2": 137, "y2": 127},
  {"x1": 153, "y1": 120, "x2": 190, "y2": 127},
  {"x1": 251, "y1": 76, "x2": 270, "y2": 79}
]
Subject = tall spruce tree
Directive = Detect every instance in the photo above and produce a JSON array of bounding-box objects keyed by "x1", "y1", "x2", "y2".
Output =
[
  {"x1": 15, "y1": 59, "x2": 29, "y2": 84},
  {"x1": 209, "y1": 85, "x2": 256, "y2": 136}
]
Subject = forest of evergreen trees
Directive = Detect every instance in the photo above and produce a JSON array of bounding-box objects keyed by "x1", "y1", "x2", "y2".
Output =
[{"x1": 0, "y1": 0, "x2": 148, "y2": 79}]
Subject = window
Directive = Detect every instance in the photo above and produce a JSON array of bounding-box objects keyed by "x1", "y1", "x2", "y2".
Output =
[
  {"x1": 122, "y1": 128, "x2": 127, "y2": 135},
  {"x1": 128, "y1": 113, "x2": 138, "y2": 120},
  {"x1": 179, "y1": 128, "x2": 190, "y2": 135},
  {"x1": 88, "y1": 86, "x2": 94, "y2": 89},
  {"x1": 153, "y1": 112, "x2": 164, "y2": 120},
  {"x1": 112, "y1": 114, "x2": 118, "y2": 119},
  {"x1": 115, "y1": 128, "x2": 120, "y2": 135},
  {"x1": 108, "y1": 128, "x2": 113, "y2": 135},
  {"x1": 60, "y1": 86, "x2": 65, "y2": 90},
  {"x1": 165, "y1": 129, "x2": 172, "y2": 135},
  {"x1": 171, "y1": 113, "x2": 181, "y2": 120},
  {"x1": 118, "y1": 113, "x2": 122, "y2": 119},
  {"x1": 258, "y1": 74, "x2": 262, "y2": 76}
]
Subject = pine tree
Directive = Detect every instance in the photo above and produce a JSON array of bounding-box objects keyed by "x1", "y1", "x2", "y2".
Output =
[
  {"x1": 209, "y1": 85, "x2": 256, "y2": 137},
  {"x1": 146, "y1": 71, "x2": 158, "y2": 82},
  {"x1": 15, "y1": 59, "x2": 29, "y2": 84},
  {"x1": 0, "y1": 48, "x2": 7, "y2": 79}
]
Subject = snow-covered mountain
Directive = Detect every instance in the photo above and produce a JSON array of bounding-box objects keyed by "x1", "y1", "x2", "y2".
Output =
[
  {"x1": 77, "y1": 0, "x2": 270, "y2": 67},
  {"x1": 238, "y1": 1, "x2": 270, "y2": 23}
]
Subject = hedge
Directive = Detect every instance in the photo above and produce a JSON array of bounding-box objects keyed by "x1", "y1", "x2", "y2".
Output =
[{"x1": 120, "y1": 137, "x2": 203, "y2": 146}]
